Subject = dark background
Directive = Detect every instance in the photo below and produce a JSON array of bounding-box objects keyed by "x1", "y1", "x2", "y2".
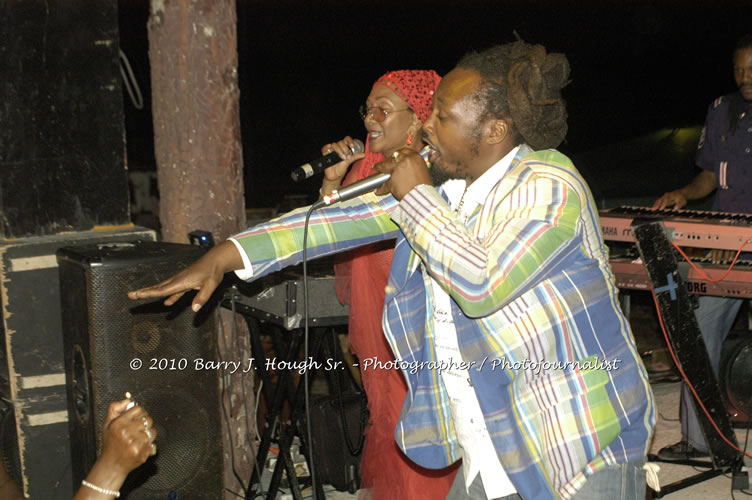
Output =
[{"x1": 118, "y1": 0, "x2": 752, "y2": 210}]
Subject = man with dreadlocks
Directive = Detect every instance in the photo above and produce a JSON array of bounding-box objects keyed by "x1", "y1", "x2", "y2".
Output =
[
  {"x1": 130, "y1": 41, "x2": 655, "y2": 499},
  {"x1": 653, "y1": 33, "x2": 752, "y2": 462}
]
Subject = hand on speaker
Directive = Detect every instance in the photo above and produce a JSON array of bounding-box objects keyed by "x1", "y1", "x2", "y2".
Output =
[
  {"x1": 128, "y1": 241, "x2": 243, "y2": 312},
  {"x1": 73, "y1": 400, "x2": 157, "y2": 500}
]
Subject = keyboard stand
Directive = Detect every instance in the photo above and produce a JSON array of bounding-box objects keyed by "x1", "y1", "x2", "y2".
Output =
[
  {"x1": 222, "y1": 268, "x2": 350, "y2": 500},
  {"x1": 631, "y1": 220, "x2": 746, "y2": 497}
]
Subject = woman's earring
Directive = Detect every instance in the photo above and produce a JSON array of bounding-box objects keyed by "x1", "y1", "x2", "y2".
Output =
[{"x1": 406, "y1": 132, "x2": 412, "y2": 146}]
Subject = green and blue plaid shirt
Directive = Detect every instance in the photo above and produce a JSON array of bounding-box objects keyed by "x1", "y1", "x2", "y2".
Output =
[{"x1": 232, "y1": 145, "x2": 655, "y2": 499}]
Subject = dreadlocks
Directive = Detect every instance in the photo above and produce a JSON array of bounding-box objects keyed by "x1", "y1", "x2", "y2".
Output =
[
  {"x1": 730, "y1": 34, "x2": 752, "y2": 134},
  {"x1": 457, "y1": 40, "x2": 570, "y2": 150}
]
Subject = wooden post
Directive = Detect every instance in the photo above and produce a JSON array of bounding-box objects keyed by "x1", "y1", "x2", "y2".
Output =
[{"x1": 147, "y1": 1, "x2": 253, "y2": 497}]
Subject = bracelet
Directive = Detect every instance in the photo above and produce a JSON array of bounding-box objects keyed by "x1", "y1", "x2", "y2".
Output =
[{"x1": 81, "y1": 479, "x2": 120, "y2": 498}]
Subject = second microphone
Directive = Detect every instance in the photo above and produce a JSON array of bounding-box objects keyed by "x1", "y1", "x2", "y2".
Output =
[
  {"x1": 290, "y1": 139, "x2": 365, "y2": 182},
  {"x1": 312, "y1": 146, "x2": 431, "y2": 210}
]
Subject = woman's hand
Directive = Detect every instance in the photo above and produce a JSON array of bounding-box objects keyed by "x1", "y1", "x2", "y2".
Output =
[
  {"x1": 99, "y1": 401, "x2": 156, "y2": 476},
  {"x1": 73, "y1": 400, "x2": 157, "y2": 499},
  {"x1": 320, "y1": 136, "x2": 366, "y2": 195},
  {"x1": 127, "y1": 240, "x2": 243, "y2": 312}
]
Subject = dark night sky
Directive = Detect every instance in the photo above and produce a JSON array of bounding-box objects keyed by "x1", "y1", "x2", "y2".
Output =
[{"x1": 119, "y1": 1, "x2": 752, "y2": 209}]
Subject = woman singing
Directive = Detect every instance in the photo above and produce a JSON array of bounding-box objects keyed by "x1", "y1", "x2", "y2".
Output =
[{"x1": 318, "y1": 70, "x2": 458, "y2": 500}]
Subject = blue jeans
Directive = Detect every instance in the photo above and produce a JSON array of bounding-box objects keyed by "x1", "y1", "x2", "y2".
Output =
[
  {"x1": 680, "y1": 295, "x2": 745, "y2": 452},
  {"x1": 445, "y1": 459, "x2": 647, "y2": 499}
]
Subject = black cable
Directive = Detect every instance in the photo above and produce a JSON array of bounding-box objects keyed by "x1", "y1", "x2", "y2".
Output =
[
  {"x1": 330, "y1": 329, "x2": 366, "y2": 456},
  {"x1": 737, "y1": 426, "x2": 752, "y2": 496},
  {"x1": 225, "y1": 486, "x2": 248, "y2": 499},
  {"x1": 658, "y1": 412, "x2": 681, "y2": 422},
  {"x1": 229, "y1": 294, "x2": 268, "y2": 499},
  {"x1": 230, "y1": 298, "x2": 260, "y2": 489},
  {"x1": 52, "y1": 458, "x2": 72, "y2": 500},
  {"x1": 302, "y1": 205, "x2": 319, "y2": 500},
  {"x1": 217, "y1": 316, "x2": 250, "y2": 498}
]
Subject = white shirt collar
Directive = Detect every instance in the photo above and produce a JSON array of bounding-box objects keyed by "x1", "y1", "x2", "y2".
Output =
[{"x1": 442, "y1": 145, "x2": 521, "y2": 213}]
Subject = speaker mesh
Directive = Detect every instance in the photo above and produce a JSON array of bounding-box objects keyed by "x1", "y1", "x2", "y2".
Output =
[
  {"x1": 724, "y1": 340, "x2": 752, "y2": 417},
  {"x1": 59, "y1": 242, "x2": 224, "y2": 499},
  {"x1": 1, "y1": 408, "x2": 22, "y2": 487}
]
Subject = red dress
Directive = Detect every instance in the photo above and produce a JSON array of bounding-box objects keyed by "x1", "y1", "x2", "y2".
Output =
[{"x1": 334, "y1": 157, "x2": 458, "y2": 500}]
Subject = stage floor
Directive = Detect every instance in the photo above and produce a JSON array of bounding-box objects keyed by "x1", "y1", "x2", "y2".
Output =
[
  {"x1": 255, "y1": 289, "x2": 752, "y2": 499},
  {"x1": 255, "y1": 379, "x2": 752, "y2": 499},
  {"x1": 647, "y1": 380, "x2": 752, "y2": 499}
]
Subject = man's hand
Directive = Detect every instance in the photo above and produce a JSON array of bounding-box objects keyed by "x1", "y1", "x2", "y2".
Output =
[
  {"x1": 652, "y1": 190, "x2": 688, "y2": 210},
  {"x1": 652, "y1": 171, "x2": 718, "y2": 210},
  {"x1": 127, "y1": 240, "x2": 243, "y2": 312},
  {"x1": 708, "y1": 249, "x2": 737, "y2": 265},
  {"x1": 373, "y1": 148, "x2": 432, "y2": 200}
]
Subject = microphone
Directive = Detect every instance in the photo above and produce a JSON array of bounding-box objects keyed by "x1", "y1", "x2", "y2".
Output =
[
  {"x1": 290, "y1": 139, "x2": 365, "y2": 182},
  {"x1": 312, "y1": 146, "x2": 431, "y2": 210}
]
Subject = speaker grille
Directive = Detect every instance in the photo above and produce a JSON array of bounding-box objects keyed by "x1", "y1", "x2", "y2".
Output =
[
  {"x1": 724, "y1": 338, "x2": 752, "y2": 417},
  {"x1": 1, "y1": 408, "x2": 22, "y2": 487},
  {"x1": 122, "y1": 389, "x2": 211, "y2": 492},
  {"x1": 59, "y1": 242, "x2": 224, "y2": 499}
]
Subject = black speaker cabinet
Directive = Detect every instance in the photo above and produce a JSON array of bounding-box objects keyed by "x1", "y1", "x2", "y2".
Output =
[
  {"x1": 310, "y1": 392, "x2": 365, "y2": 493},
  {"x1": 57, "y1": 241, "x2": 224, "y2": 499},
  {"x1": 720, "y1": 330, "x2": 752, "y2": 426},
  {"x1": 0, "y1": 0, "x2": 130, "y2": 238},
  {"x1": 0, "y1": 227, "x2": 156, "y2": 499}
]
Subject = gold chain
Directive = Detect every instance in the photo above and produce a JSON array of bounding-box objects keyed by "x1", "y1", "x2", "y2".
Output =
[{"x1": 455, "y1": 188, "x2": 469, "y2": 218}]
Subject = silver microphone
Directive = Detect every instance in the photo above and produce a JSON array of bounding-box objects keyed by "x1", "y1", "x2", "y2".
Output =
[{"x1": 312, "y1": 146, "x2": 431, "y2": 210}]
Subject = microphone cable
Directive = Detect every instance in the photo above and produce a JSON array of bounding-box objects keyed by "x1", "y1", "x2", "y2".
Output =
[
  {"x1": 300, "y1": 146, "x2": 430, "y2": 497},
  {"x1": 119, "y1": 49, "x2": 143, "y2": 110},
  {"x1": 301, "y1": 204, "x2": 320, "y2": 500}
]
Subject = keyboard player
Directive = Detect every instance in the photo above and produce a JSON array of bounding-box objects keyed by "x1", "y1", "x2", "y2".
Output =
[{"x1": 651, "y1": 34, "x2": 752, "y2": 462}]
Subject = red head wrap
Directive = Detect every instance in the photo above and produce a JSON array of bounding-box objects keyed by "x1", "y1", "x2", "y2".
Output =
[
  {"x1": 374, "y1": 69, "x2": 441, "y2": 123},
  {"x1": 352, "y1": 69, "x2": 442, "y2": 182}
]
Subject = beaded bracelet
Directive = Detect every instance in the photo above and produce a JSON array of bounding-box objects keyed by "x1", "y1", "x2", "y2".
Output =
[{"x1": 81, "y1": 479, "x2": 120, "y2": 497}]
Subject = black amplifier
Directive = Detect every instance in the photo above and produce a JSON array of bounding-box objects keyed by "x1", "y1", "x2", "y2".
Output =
[{"x1": 231, "y1": 259, "x2": 349, "y2": 330}]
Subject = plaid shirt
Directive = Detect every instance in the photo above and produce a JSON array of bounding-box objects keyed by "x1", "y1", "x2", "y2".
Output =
[{"x1": 232, "y1": 146, "x2": 655, "y2": 499}]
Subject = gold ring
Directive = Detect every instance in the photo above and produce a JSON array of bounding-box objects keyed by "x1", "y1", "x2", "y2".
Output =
[
  {"x1": 325, "y1": 148, "x2": 333, "y2": 154},
  {"x1": 151, "y1": 443, "x2": 158, "y2": 456},
  {"x1": 391, "y1": 151, "x2": 400, "y2": 160}
]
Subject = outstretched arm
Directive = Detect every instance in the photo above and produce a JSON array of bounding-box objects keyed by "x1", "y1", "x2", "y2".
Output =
[
  {"x1": 128, "y1": 240, "x2": 242, "y2": 312},
  {"x1": 130, "y1": 192, "x2": 401, "y2": 312}
]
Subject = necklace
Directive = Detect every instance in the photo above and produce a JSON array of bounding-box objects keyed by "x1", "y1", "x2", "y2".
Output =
[{"x1": 455, "y1": 187, "x2": 469, "y2": 222}]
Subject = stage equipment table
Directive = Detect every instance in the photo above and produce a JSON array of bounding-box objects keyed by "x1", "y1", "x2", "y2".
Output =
[{"x1": 223, "y1": 264, "x2": 350, "y2": 500}]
